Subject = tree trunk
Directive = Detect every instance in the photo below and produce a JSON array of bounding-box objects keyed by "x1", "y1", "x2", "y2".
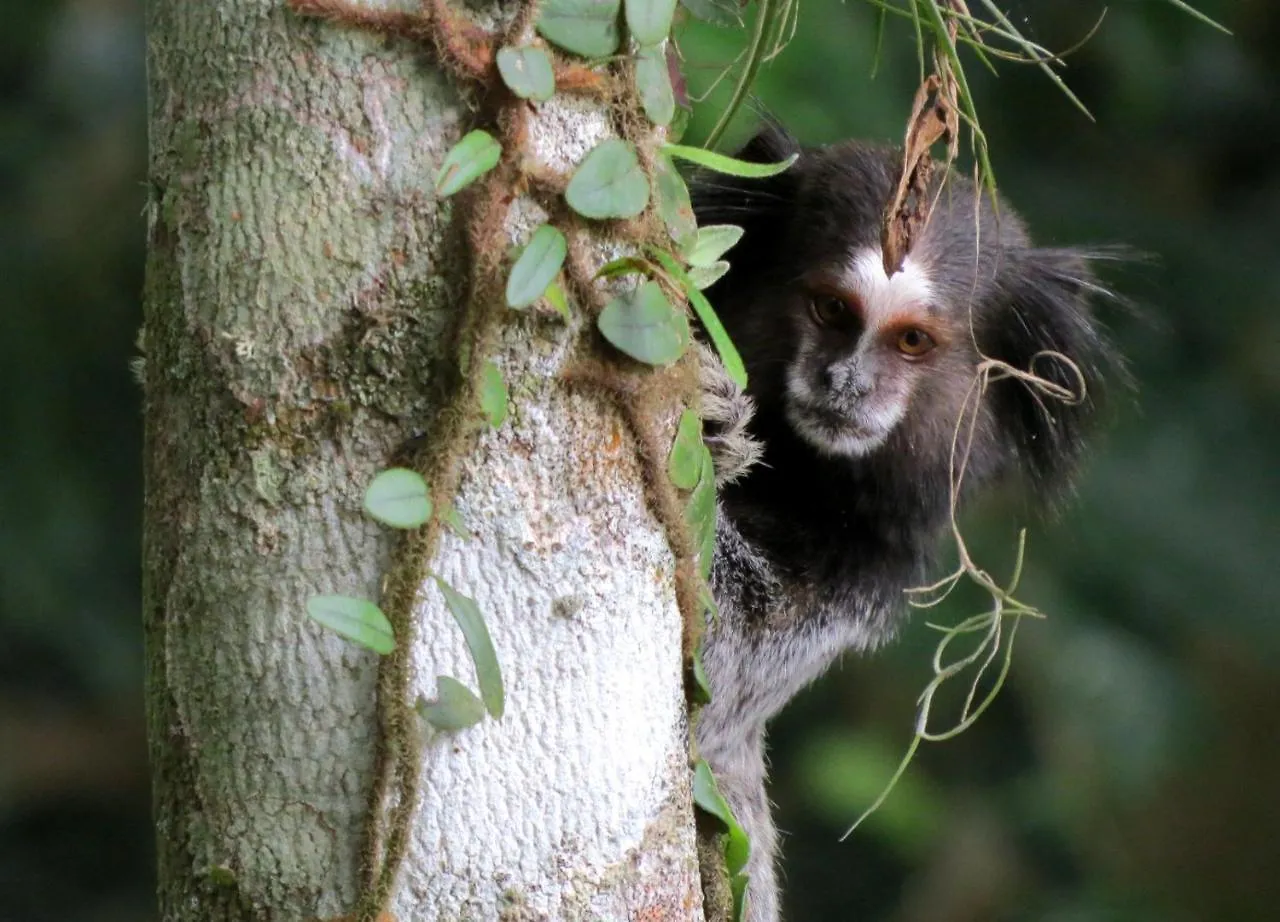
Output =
[{"x1": 142, "y1": 2, "x2": 700, "y2": 919}]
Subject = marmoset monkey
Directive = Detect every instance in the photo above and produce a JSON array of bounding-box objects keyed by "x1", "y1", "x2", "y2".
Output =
[{"x1": 692, "y1": 123, "x2": 1119, "y2": 922}]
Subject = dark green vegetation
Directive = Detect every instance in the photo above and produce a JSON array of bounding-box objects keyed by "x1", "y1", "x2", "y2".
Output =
[{"x1": 2, "y1": 1, "x2": 1277, "y2": 920}]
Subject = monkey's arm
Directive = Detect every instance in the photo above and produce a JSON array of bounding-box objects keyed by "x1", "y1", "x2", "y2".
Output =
[{"x1": 698, "y1": 343, "x2": 763, "y2": 487}]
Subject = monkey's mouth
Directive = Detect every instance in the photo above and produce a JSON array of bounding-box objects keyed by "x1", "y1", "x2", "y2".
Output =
[
  {"x1": 787, "y1": 400, "x2": 888, "y2": 457},
  {"x1": 795, "y1": 400, "x2": 870, "y2": 435}
]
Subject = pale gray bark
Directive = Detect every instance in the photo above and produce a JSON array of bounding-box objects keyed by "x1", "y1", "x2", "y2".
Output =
[{"x1": 142, "y1": 2, "x2": 700, "y2": 919}]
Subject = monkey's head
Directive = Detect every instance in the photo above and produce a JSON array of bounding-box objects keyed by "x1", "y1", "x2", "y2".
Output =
[{"x1": 693, "y1": 123, "x2": 1121, "y2": 499}]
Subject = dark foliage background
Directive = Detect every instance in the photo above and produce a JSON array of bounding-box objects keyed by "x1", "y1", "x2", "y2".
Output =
[{"x1": 1, "y1": 1, "x2": 1276, "y2": 920}]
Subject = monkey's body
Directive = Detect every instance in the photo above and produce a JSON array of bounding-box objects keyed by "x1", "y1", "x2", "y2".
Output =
[{"x1": 692, "y1": 125, "x2": 1118, "y2": 922}]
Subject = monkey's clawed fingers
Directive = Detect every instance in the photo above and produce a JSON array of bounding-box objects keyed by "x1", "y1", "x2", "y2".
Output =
[{"x1": 697, "y1": 343, "x2": 763, "y2": 487}]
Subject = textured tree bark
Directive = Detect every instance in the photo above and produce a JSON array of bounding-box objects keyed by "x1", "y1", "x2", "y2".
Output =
[{"x1": 142, "y1": 1, "x2": 700, "y2": 920}]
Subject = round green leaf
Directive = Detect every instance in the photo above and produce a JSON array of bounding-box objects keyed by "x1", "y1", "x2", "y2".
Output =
[
  {"x1": 435, "y1": 130, "x2": 503, "y2": 197},
  {"x1": 306, "y1": 595, "x2": 396, "y2": 655},
  {"x1": 364, "y1": 467, "x2": 432, "y2": 529},
  {"x1": 565, "y1": 139, "x2": 650, "y2": 220},
  {"x1": 436, "y1": 577, "x2": 505, "y2": 719},
  {"x1": 683, "y1": 224, "x2": 744, "y2": 267},
  {"x1": 479, "y1": 361, "x2": 509, "y2": 429},
  {"x1": 416, "y1": 677, "x2": 486, "y2": 731},
  {"x1": 654, "y1": 153, "x2": 696, "y2": 242},
  {"x1": 625, "y1": 0, "x2": 677, "y2": 47},
  {"x1": 506, "y1": 224, "x2": 567, "y2": 308},
  {"x1": 597, "y1": 280, "x2": 689, "y2": 366},
  {"x1": 537, "y1": 0, "x2": 621, "y2": 58},
  {"x1": 635, "y1": 44, "x2": 675, "y2": 127},
  {"x1": 496, "y1": 45, "x2": 556, "y2": 101},
  {"x1": 668, "y1": 408, "x2": 703, "y2": 490}
]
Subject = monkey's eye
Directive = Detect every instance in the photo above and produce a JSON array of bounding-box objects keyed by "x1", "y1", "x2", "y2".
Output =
[
  {"x1": 896, "y1": 328, "x2": 936, "y2": 358},
  {"x1": 809, "y1": 295, "x2": 849, "y2": 328}
]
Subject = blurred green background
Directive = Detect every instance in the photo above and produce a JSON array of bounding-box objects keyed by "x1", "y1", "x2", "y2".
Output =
[{"x1": 1, "y1": 1, "x2": 1276, "y2": 920}]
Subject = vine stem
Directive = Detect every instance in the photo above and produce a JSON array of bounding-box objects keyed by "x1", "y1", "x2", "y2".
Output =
[{"x1": 703, "y1": 0, "x2": 776, "y2": 150}]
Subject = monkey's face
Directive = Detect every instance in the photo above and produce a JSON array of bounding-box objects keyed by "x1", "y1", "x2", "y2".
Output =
[{"x1": 783, "y1": 246, "x2": 972, "y2": 459}]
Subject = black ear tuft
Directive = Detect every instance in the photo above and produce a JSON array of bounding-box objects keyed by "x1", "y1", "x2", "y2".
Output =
[
  {"x1": 733, "y1": 117, "x2": 801, "y2": 165},
  {"x1": 981, "y1": 248, "x2": 1123, "y2": 498},
  {"x1": 689, "y1": 120, "x2": 803, "y2": 280}
]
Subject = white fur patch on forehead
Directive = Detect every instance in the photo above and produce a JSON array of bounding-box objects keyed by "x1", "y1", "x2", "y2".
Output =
[{"x1": 840, "y1": 247, "x2": 934, "y2": 325}]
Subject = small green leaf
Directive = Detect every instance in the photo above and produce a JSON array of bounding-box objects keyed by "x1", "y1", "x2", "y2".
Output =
[
  {"x1": 496, "y1": 45, "x2": 556, "y2": 101},
  {"x1": 731, "y1": 875, "x2": 750, "y2": 922},
  {"x1": 690, "y1": 757, "x2": 751, "y2": 922},
  {"x1": 693, "y1": 760, "x2": 752, "y2": 878},
  {"x1": 667, "y1": 408, "x2": 703, "y2": 490},
  {"x1": 594, "y1": 255, "x2": 651, "y2": 280},
  {"x1": 698, "y1": 578, "x2": 720, "y2": 623},
  {"x1": 692, "y1": 645, "x2": 712, "y2": 704},
  {"x1": 668, "y1": 105, "x2": 691, "y2": 144},
  {"x1": 652, "y1": 249, "x2": 746, "y2": 389},
  {"x1": 507, "y1": 224, "x2": 567, "y2": 308},
  {"x1": 443, "y1": 505, "x2": 473, "y2": 540},
  {"x1": 536, "y1": 0, "x2": 621, "y2": 58},
  {"x1": 686, "y1": 445, "x2": 717, "y2": 579},
  {"x1": 480, "y1": 361, "x2": 509, "y2": 429},
  {"x1": 654, "y1": 154, "x2": 696, "y2": 242},
  {"x1": 566, "y1": 139, "x2": 650, "y2": 220},
  {"x1": 625, "y1": 0, "x2": 677, "y2": 47},
  {"x1": 725, "y1": 821, "x2": 751, "y2": 878},
  {"x1": 661, "y1": 142, "x2": 797, "y2": 178},
  {"x1": 683, "y1": 224, "x2": 743, "y2": 267},
  {"x1": 693, "y1": 759, "x2": 735, "y2": 826},
  {"x1": 679, "y1": 0, "x2": 741, "y2": 27},
  {"x1": 364, "y1": 468, "x2": 432, "y2": 529},
  {"x1": 416, "y1": 677, "x2": 486, "y2": 731},
  {"x1": 436, "y1": 577, "x2": 505, "y2": 718},
  {"x1": 545, "y1": 281, "x2": 572, "y2": 320},
  {"x1": 634, "y1": 44, "x2": 675, "y2": 127},
  {"x1": 306, "y1": 595, "x2": 396, "y2": 655},
  {"x1": 434, "y1": 130, "x2": 502, "y2": 197},
  {"x1": 688, "y1": 260, "x2": 730, "y2": 290},
  {"x1": 597, "y1": 280, "x2": 689, "y2": 366}
]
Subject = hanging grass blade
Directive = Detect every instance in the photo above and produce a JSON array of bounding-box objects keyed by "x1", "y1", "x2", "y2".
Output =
[
  {"x1": 661, "y1": 142, "x2": 797, "y2": 178},
  {"x1": 651, "y1": 249, "x2": 746, "y2": 389}
]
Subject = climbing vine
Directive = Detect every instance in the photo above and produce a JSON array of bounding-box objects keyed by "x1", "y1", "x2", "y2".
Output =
[{"x1": 286, "y1": 0, "x2": 780, "y2": 919}]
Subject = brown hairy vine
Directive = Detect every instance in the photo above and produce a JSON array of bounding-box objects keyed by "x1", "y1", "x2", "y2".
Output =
[{"x1": 286, "y1": 1, "x2": 706, "y2": 919}]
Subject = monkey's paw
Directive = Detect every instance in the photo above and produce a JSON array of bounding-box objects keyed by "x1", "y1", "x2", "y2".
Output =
[{"x1": 697, "y1": 343, "x2": 763, "y2": 487}]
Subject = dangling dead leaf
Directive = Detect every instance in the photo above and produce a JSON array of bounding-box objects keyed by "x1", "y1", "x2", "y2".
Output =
[
  {"x1": 882, "y1": 71, "x2": 958, "y2": 277},
  {"x1": 882, "y1": 2, "x2": 968, "y2": 276}
]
